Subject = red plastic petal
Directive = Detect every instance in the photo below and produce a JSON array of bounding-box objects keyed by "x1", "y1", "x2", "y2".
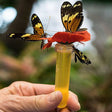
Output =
[{"x1": 41, "y1": 31, "x2": 91, "y2": 49}]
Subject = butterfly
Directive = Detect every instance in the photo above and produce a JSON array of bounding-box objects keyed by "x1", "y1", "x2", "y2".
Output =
[
  {"x1": 61, "y1": 1, "x2": 83, "y2": 32},
  {"x1": 72, "y1": 45, "x2": 91, "y2": 65},
  {"x1": 41, "y1": 1, "x2": 91, "y2": 65},
  {"x1": 8, "y1": 13, "x2": 46, "y2": 48},
  {"x1": 60, "y1": 1, "x2": 91, "y2": 64}
]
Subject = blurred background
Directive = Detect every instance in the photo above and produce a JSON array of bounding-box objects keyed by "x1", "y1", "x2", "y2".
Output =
[{"x1": 0, "y1": 0, "x2": 112, "y2": 112}]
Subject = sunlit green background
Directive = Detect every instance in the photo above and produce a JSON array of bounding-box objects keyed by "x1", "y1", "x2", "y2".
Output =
[{"x1": 0, "y1": 0, "x2": 112, "y2": 112}]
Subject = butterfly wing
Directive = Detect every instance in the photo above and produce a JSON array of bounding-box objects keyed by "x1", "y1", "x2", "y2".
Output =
[
  {"x1": 61, "y1": 1, "x2": 72, "y2": 32},
  {"x1": 8, "y1": 33, "x2": 42, "y2": 40},
  {"x1": 68, "y1": 1, "x2": 83, "y2": 32},
  {"x1": 31, "y1": 14, "x2": 44, "y2": 36},
  {"x1": 61, "y1": 1, "x2": 83, "y2": 32},
  {"x1": 32, "y1": 14, "x2": 46, "y2": 48},
  {"x1": 72, "y1": 46, "x2": 91, "y2": 65}
]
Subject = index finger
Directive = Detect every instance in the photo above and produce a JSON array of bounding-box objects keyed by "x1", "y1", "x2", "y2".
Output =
[{"x1": 9, "y1": 81, "x2": 55, "y2": 96}]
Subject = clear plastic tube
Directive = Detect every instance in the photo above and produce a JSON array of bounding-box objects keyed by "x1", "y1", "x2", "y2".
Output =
[{"x1": 55, "y1": 43, "x2": 72, "y2": 108}]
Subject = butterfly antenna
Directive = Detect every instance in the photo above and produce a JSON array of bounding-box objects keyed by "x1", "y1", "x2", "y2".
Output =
[
  {"x1": 45, "y1": 16, "x2": 51, "y2": 31},
  {"x1": 45, "y1": 16, "x2": 59, "y2": 34}
]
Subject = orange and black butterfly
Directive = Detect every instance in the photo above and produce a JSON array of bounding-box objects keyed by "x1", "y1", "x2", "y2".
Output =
[
  {"x1": 61, "y1": 1, "x2": 91, "y2": 64},
  {"x1": 8, "y1": 14, "x2": 46, "y2": 48}
]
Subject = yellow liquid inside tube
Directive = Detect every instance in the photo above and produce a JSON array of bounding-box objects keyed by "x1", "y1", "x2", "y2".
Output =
[{"x1": 55, "y1": 44, "x2": 72, "y2": 108}]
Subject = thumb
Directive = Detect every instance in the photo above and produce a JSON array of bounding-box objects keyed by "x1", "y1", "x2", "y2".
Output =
[{"x1": 21, "y1": 91, "x2": 62, "y2": 112}]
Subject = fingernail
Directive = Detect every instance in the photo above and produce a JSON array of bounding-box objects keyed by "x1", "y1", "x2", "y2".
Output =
[{"x1": 48, "y1": 91, "x2": 62, "y2": 102}]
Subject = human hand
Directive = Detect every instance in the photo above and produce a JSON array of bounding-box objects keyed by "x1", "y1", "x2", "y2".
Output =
[{"x1": 0, "y1": 81, "x2": 80, "y2": 112}]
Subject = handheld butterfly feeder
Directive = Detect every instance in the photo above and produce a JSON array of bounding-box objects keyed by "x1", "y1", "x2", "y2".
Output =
[
  {"x1": 8, "y1": 1, "x2": 91, "y2": 109},
  {"x1": 40, "y1": 1, "x2": 91, "y2": 108}
]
